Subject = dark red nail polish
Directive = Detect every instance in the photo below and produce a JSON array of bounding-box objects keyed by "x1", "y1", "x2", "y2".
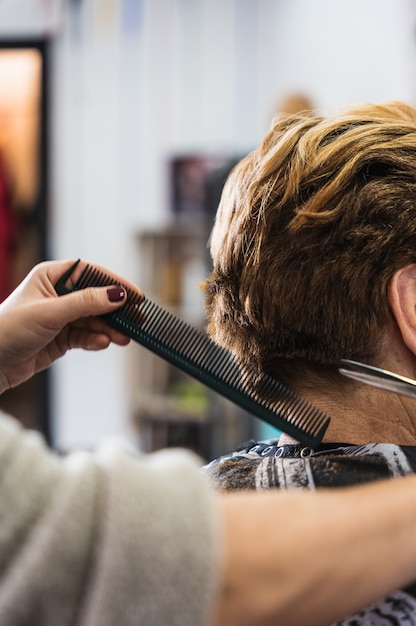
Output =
[{"x1": 107, "y1": 286, "x2": 126, "y2": 302}]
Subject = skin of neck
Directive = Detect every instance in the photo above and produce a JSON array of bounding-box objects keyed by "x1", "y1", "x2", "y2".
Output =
[{"x1": 283, "y1": 321, "x2": 416, "y2": 446}]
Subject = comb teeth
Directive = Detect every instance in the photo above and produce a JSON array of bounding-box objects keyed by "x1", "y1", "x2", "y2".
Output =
[{"x1": 67, "y1": 264, "x2": 331, "y2": 447}]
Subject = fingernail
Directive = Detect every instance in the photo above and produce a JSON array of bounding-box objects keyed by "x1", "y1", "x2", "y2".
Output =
[{"x1": 107, "y1": 286, "x2": 126, "y2": 302}]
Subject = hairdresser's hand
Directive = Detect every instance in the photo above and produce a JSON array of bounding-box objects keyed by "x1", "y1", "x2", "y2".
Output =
[{"x1": 0, "y1": 259, "x2": 140, "y2": 393}]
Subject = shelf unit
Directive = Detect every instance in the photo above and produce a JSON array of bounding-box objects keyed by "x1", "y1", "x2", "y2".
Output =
[{"x1": 132, "y1": 221, "x2": 257, "y2": 461}]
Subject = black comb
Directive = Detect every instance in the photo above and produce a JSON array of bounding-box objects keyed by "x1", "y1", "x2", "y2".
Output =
[{"x1": 55, "y1": 260, "x2": 331, "y2": 447}]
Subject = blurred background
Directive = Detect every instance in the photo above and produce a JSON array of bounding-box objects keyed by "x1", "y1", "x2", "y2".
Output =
[{"x1": 0, "y1": 0, "x2": 415, "y2": 461}]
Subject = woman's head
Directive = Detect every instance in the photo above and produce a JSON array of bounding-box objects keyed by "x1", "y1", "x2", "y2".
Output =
[{"x1": 203, "y1": 102, "x2": 416, "y2": 384}]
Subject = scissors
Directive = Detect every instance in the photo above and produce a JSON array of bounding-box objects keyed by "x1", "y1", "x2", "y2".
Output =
[{"x1": 339, "y1": 359, "x2": 416, "y2": 399}]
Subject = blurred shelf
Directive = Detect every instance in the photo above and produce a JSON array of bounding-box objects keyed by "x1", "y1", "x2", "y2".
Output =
[
  {"x1": 134, "y1": 391, "x2": 210, "y2": 425},
  {"x1": 131, "y1": 219, "x2": 257, "y2": 459}
]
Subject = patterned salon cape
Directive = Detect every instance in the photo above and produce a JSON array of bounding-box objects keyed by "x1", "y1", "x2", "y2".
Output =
[{"x1": 204, "y1": 441, "x2": 416, "y2": 625}]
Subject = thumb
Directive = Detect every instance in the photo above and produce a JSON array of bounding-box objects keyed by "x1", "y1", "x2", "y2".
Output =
[{"x1": 54, "y1": 284, "x2": 128, "y2": 325}]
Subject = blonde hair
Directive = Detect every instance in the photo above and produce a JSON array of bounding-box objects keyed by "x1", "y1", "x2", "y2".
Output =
[{"x1": 202, "y1": 102, "x2": 416, "y2": 383}]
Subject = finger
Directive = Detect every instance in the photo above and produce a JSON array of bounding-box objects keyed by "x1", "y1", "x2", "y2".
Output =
[
  {"x1": 45, "y1": 259, "x2": 141, "y2": 295},
  {"x1": 69, "y1": 329, "x2": 130, "y2": 351},
  {"x1": 54, "y1": 327, "x2": 130, "y2": 358},
  {"x1": 69, "y1": 331, "x2": 112, "y2": 351},
  {"x1": 47, "y1": 285, "x2": 130, "y2": 329},
  {"x1": 71, "y1": 317, "x2": 132, "y2": 345}
]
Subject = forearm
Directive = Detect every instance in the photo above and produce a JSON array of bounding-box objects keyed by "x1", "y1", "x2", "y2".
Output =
[
  {"x1": 0, "y1": 413, "x2": 220, "y2": 626},
  {"x1": 215, "y1": 475, "x2": 416, "y2": 626}
]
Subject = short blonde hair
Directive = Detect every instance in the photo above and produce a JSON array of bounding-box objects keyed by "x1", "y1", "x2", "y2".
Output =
[{"x1": 202, "y1": 102, "x2": 416, "y2": 382}]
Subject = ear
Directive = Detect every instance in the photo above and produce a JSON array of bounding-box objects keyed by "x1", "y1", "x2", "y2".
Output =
[{"x1": 389, "y1": 264, "x2": 416, "y2": 354}]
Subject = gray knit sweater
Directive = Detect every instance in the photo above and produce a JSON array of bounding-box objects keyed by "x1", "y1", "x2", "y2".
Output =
[{"x1": 0, "y1": 412, "x2": 220, "y2": 625}]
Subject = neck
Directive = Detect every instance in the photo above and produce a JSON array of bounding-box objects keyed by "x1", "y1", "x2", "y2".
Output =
[
  {"x1": 300, "y1": 382, "x2": 416, "y2": 446},
  {"x1": 277, "y1": 322, "x2": 416, "y2": 447}
]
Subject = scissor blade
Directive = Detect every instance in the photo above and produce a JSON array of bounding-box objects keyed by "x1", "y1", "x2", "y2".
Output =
[{"x1": 339, "y1": 359, "x2": 416, "y2": 400}]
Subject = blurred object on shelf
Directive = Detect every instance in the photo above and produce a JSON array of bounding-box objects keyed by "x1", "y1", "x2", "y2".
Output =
[{"x1": 169, "y1": 154, "x2": 230, "y2": 221}]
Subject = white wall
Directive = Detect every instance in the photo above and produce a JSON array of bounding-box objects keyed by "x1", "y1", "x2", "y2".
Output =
[
  {"x1": 259, "y1": 0, "x2": 416, "y2": 114},
  {"x1": 41, "y1": 0, "x2": 416, "y2": 448}
]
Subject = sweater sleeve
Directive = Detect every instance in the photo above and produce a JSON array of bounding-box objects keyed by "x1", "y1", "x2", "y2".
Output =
[{"x1": 0, "y1": 412, "x2": 221, "y2": 626}]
